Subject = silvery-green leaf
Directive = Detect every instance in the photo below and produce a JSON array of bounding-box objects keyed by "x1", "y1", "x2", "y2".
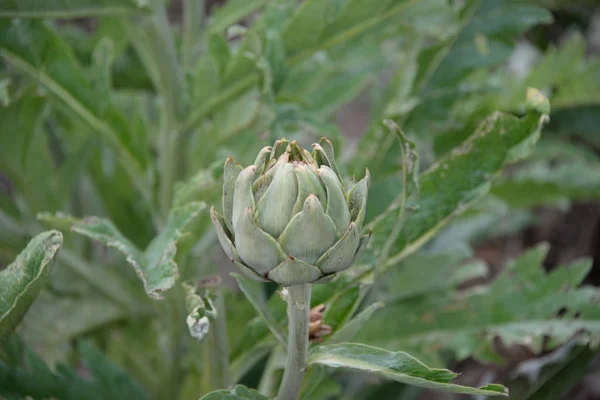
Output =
[
  {"x1": 292, "y1": 164, "x2": 327, "y2": 215},
  {"x1": 318, "y1": 166, "x2": 351, "y2": 234},
  {"x1": 0, "y1": 231, "x2": 63, "y2": 345},
  {"x1": 309, "y1": 343, "x2": 508, "y2": 397},
  {"x1": 347, "y1": 169, "x2": 370, "y2": 228},
  {"x1": 235, "y1": 208, "x2": 285, "y2": 275},
  {"x1": 256, "y1": 163, "x2": 297, "y2": 237},
  {"x1": 232, "y1": 260, "x2": 270, "y2": 282},
  {"x1": 223, "y1": 156, "x2": 243, "y2": 233},
  {"x1": 73, "y1": 202, "x2": 204, "y2": 299},
  {"x1": 200, "y1": 384, "x2": 269, "y2": 400},
  {"x1": 271, "y1": 138, "x2": 289, "y2": 160},
  {"x1": 268, "y1": 256, "x2": 321, "y2": 286},
  {"x1": 211, "y1": 207, "x2": 238, "y2": 261},
  {"x1": 279, "y1": 195, "x2": 337, "y2": 264},
  {"x1": 143, "y1": 202, "x2": 206, "y2": 298},
  {"x1": 253, "y1": 146, "x2": 273, "y2": 175},
  {"x1": 313, "y1": 137, "x2": 342, "y2": 180},
  {"x1": 232, "y1": 165, "x2": 258, "y2": 230},
  {"x1": 317, "y1": 222, "x2": 360, "y2": 274}
]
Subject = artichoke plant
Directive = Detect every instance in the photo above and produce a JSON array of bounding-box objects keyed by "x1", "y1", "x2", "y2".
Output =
[{"x1": 210, "y1": 138, "x2": 370, "y2": 286}]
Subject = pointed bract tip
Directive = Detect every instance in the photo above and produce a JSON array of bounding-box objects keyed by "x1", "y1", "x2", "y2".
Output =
[{"x1": 225, "y1": 155, "x2": 237, "y2": 165}]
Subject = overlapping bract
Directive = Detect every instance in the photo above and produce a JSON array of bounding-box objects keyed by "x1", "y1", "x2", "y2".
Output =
[{"x1": 211, "y1": 138, "x2": 370, "y2": 286}]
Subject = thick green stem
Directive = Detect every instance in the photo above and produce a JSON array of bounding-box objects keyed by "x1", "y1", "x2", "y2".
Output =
[{"x1": 277, "y1": 284, "x2": 311, "y2": 400}]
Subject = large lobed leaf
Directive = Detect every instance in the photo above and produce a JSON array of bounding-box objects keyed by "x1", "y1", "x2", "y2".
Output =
[
  {"x1": 370, "y1": 90, "x2": 549, "y2": 271},
  {"x1": 357, "y1": 244, "x2": 600, "y2": 364},
  {"x1": 309, "y1": 343, "x2": 508, "y2": 396},
  {"x1": 0, "y1": 230, "x2": 63, "y2": 345},
  {"x1": 71, "y1": 202, "x2": 205, "y2": 299}
]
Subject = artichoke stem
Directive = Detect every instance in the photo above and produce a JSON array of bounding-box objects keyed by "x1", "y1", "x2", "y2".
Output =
[{"x1": 277, "y1": 283, "x2": 312, "y2": 400}]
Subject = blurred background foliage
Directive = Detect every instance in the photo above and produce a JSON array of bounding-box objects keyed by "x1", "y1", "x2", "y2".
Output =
[{"x1": 0, "y1": 0, "x2": 599, "y2": 399}]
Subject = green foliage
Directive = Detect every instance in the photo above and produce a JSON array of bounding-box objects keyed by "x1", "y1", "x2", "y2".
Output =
[
  {"x1": 309, "y1": 343, "x2": 508, "y2": 396},
  {"x1": 0, "y1": 0, "x2": 597, "y2": 399},
  {"x1": 358, "y1": 244, "x2": 600, "y2": 365},
  {"x1": 200, "y1": 385, "x2": 269, "y2": 400},
  {"x1": 0, "y1": 0, "x2": 149, "y2": 18},
  {"x1": 0, "y1": 340, "x2": 147, "y2": 400},
  {"x1": 0, "y1": 231, "x2": 62, "y2": 344}
]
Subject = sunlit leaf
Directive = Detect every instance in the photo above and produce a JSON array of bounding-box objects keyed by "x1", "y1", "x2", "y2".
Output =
[
  {"x1": 0, "y1": 231, "x2": 62, "y2": 345},
  {"x1": 71, "y1": 202, "x2": 205, "y2": 299},
  {"x1": 309, "y1": 343, "x2": 508, "y2": 396}
]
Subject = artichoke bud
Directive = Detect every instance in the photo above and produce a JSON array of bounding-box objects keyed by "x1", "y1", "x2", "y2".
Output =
[{"x1": 211, "y1": 138, "x2": 370, "y2": 286}]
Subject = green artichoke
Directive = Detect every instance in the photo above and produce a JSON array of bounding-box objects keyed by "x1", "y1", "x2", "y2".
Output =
[{"x1": 210, "y1": 138, "x2": 370, "y2": 286}]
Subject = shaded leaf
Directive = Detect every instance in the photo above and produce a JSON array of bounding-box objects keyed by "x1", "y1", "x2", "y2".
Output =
[
  {"x1": 308, "y1": 343, "x2": 508, "y2": 396},
  {"x1": 200, "y1": 385, "x2": 268, "y2": 400},
  {"x1": 232, "y1": 273, "x2": 287, "y2": 348},
  {"x1": 358, "y1": 244, "x2": 600, "y2": 364},
  {"x1": 209, "y1": 0, "x2": 270, "y2": 34},
  {"x1": 0, "y1": 231, "x2": 62, "y2": 345},
  {"x1": 379, "y1": 246, "x2": 487, "y2": 302},
  {"x1": 0, "y1": 0, "x2": 149, "y2": 18},
  {"x1": 20, "y1": 291, "x2": 127, "y2": 361},
  {"x1": 508, "y1": 343, "x2": 595, "y2": 400},
  {"x1": 492, "y1": 160, "x2": 600, "y2": 208},
  {"x1": 0, "y1": 341, "x2": 147, "y2": 400},
  {"x1": 327, "y1": 302, "x2": 384, "y2": 344},
  {"x1": 0, "y1": 19, "x2": 149, "y2": 200}
]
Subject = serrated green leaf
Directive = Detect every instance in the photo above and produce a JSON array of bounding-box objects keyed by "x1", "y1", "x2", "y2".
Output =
[
  {"x1": 200, "y1": 385, "x2": 269, "y2": 400},
  {"x1": 380, "y1": 247, "x2": 487, "y2": 302},
  {"x1": 0, "y1": 341, "x2": 147, "y2": 400},
  {"x1": 382, "y1": 102, "x2": 548, "y2": 269},
  {"x1": 71, "y1": 202, "x2": 205, "y2": 299},
  {"x1": 308, "y1": 343, "x2": 508, "y2": 396},
  {"x1": 0, "y1": 231, "x2": 62, "y2": 345},
  {"x1": 492, "y1": 159, "x2": 600, "y2": 208},
  {"x1": 0, "y1": 0, "x2": 149, "y2": 18},
  {"x1": 358, "y1": 244, "x2": 600, "y2": 364}
]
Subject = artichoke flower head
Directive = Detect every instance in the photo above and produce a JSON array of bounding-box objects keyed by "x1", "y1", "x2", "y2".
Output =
[{"x1": 210, "y1": 138, "x2": 370, "y2": 286}]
